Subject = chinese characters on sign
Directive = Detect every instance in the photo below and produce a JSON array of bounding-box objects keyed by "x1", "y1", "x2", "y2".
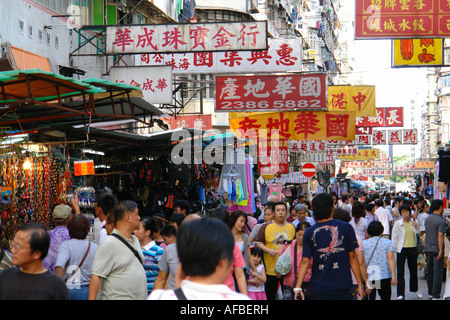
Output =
[
  {"x1": 216, "y1": 74, "x2": 327, "y2": 112},
  {"x1": 138, "y1": 39, "x2": 302, "y2": 74},
  {"x1": 356, "y1": 107, "x2": 404, "y2": 127},
  {"x1": 110, "y1": 66, "x2": 173, "y2": 104},
  {"x1": 338, "y1": 149, "x2": 379, "y2": 160},
  {"x1": 415, "y1": 161, "x2": 435, "y2": 169},
  {"x1": 229, "y1": 111, "x2": 356, "y2": 141},
  {"x1": 345, "y1": 160, "x2": 392, "y2": 170},
  {"x1": 74, "y1": 160, "x2": 95, "y2": 176},
  {"x1": 328, "y1": 85, "x2": 377, "y2": 117},
  {"x1": 360, "y1": 169, "x2": 393, "y2": 176},
  {"x1": 106, "y1": 22, "x2": 268, "y2": 54},
  {"x1": 370, "y1": 129, "x2": 418, "y2": 145},
  {"x1": 169, "y1": 115, "x2": 212, "y2": 130},
  {"x1": 258, "y1": 139, "x2": 289, "y2": 175},
  {"x1": 392, "y1": 38, "x2": 444, "y2": 67},
  {"x1": 355, "y1": 0, "x2": 450, "y2": 39}
]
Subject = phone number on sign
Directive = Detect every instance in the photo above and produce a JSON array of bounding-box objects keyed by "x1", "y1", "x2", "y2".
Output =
[{"x1": 218, "y1": 100, "x2": 324, "y2": 111}]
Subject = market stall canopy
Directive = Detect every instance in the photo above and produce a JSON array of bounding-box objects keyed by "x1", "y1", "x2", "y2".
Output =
[
  {"x1": 67, "y1": 126, "x2": 202, "y2": 153},
  {"x1": 0, "y1": 69, "x2": 166, "y2": 132},
  {"x1": 7, "y1": 46, "x2": 53, "y2": 72}
]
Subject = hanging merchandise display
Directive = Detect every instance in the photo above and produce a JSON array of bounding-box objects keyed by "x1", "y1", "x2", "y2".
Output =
[
  {"x1": 75, "y1": 186, "x2": 96, "y2": 208},
  {"x1": 0, "y1": 154, "x2": 64, "y2": 248},
  {"x1": 217, "y1": 147, "x2": 256, "y2": 214}
]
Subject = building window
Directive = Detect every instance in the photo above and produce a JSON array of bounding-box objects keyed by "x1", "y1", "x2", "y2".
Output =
[
  {"x1": 46, "y1": 31, "x2": 51, "y2": 46},
  {"x1": 19, "y1": 19, "x2": 24, "y2": 35}
]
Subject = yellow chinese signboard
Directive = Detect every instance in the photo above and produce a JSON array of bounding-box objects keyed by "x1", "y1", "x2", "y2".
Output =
[
  {"x1": 392, "y1": 38, "x2": 444, "y2": 67},
  {"x1": 415, "y1": 161, "x2": 435, "y2": 169},
  {"x1": 229, "y1": 111, "x2": 356, "y2": 141},
  {"x1": 338, "y1": 149, "x2": 379, "y2": 160},
  {"x1": 328, "y1": 86, "x2": 376, "y2": 117}
]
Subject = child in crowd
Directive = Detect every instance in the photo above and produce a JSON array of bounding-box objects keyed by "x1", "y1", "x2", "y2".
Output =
[{"x1": 247, "y1": 246, "x2": 267, "y2": 300}]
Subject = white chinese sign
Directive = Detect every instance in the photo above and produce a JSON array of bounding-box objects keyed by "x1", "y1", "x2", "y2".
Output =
[
  {"x1": 110, "y1": 66, "x2": 173, "y2": 104},
  {"x1": 106, "y1": 21, "x2": 268, "y2": 54},
  {"x1": 137, "y1": 38, "x2": 302, "y2": 74},
  {"x1": 356, "y1": 129, "x2": 418, "y2": 145}
]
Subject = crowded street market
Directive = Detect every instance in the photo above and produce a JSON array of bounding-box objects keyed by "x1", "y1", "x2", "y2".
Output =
[{"x1": 0, "y1": 0, "x2": 449, "y2": 312}]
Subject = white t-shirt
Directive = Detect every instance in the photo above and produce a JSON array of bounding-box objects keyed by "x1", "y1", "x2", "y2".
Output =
[
  {"x1": 350, "y1": 217, "x2": 369, "y2": 240},
  {"x1": 247, "y1": 264, "x2": 265, "y2": 293},
  {"x1": 418, "y1": 213, "x2": 429, "y2": 232},
  {"x1": 374, "y1": 207, "x2": 393, "y2": 235},
  {"x1": 148, "y1": 280, "x2": 250, "y2": 300}
]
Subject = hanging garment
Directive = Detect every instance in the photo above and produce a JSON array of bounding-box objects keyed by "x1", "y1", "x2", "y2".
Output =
[
  {"x1": 260, "y1": 183, "x2": 268, "y2": 204},
  {"x1": 218, "y1": 149, "x2": 248, "y2": 197},
  {"x1": 268, "y1": 184, "x2": 283, "y2": 199}
]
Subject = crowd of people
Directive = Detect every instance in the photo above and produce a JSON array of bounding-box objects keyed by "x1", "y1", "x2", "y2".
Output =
[{"x1": 0, "y1": 188, "x2": 449, "y2": 301}]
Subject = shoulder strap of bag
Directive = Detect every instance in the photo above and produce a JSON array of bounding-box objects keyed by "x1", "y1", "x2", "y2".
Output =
[
  {"x1": 110, "y1": 233, "x2": 143, "y2": 264},
  {"x1": 292, "y1": 241, "x2": 298, "y2": 289},
  {"x1": 174, "y1": 288, "x2": 188, "y2": 300},
  {"x1": 65, "y1": 242, "x2": 91, "y2": 283},
  {"x1": 367, "y1": 236, "x2": 382, "y2": 266}
]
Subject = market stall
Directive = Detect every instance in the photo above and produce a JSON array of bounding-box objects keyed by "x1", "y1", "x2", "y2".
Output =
[{"x1": 0, "y1": 69, "x2": 171, "y2": 247}]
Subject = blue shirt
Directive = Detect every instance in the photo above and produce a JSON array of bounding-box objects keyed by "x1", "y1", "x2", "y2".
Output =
[
  {"x1": 142, "y1": 242, "x2": 164, "y2": 292},
  {"x1": 363, "y1": 237, "x2": 395, "y2": 280},
  {"x1": 302, "y1": 219, "x2": 358, "y2": 292}
]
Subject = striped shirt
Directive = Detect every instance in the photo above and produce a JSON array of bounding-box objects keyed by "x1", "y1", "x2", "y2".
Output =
[{"x1": 142, "y1": 241, "x2": 165, "y2": 293}]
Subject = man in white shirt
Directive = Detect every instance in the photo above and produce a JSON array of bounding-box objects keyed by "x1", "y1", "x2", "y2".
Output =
[
  {"x1": 149, "y1": 217, "x2": 250, "y2": 300},
  {"x1": 374, "y1": 199, "x2": 393, "y2": 238}
]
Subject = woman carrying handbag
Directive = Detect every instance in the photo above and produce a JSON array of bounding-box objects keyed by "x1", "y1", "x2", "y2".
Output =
[{"x1": 275, "y1": 222, "x2": 312, "y2": 300}]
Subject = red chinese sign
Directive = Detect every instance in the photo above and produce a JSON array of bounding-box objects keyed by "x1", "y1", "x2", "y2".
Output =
[
  {"x1": 356, "y1": 107, "x2": 403, "y2": 127},
  {"x1": 258, "y1": 139, "x2": 289, "y2": 175},
  {"x1": 216, "y1": 74, "x2": 327, "y2": 112},
  {"x1": 356, "y1": 0, "x2": 450, "y2": 39},
  {"x1": 106, "y1": 22, "x2": 267, "y2": 54},
  {"x1": 169, "y1": 115, "x2": 212, "y2": 130}
]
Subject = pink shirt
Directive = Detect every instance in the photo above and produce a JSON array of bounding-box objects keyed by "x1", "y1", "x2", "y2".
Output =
[
  {"x1": 225, "y1": 244, "x2": 246, "y2": 291},
  {"x1": 278, "y1": 240, "x2": 312, "y2": 287}
]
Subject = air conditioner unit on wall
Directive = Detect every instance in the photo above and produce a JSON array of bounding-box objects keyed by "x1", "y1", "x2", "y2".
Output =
[{"x1": 108, "y1": 0, "x2": 127, "y2": 7}]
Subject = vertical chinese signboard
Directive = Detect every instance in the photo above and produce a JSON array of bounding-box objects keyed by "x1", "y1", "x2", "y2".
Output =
[
  {"x1": 106, "y1": 21, "x2": 268, "y2": 54},
  {"x1": 258, "y1": 138, "x2": 289, "y2": 175},
  {"x1": 392, "y1": 38, "x2": 444, "y2": 67},
  {"x1": 355, "y1": 0, "x2": 450, "y2": 39},
  {"x1": 110, "y1": 66, "x2": 173, "y2": 105},
  {"x1": 216, "y1": 74, "x2": 327, "y2": 112}
]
